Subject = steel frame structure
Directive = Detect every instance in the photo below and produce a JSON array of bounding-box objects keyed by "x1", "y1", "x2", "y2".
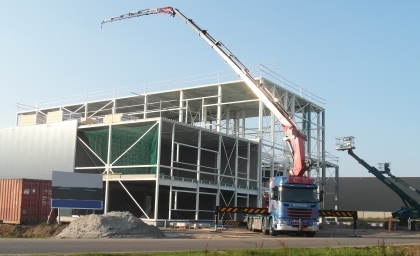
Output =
[{"x1": 15, "y1": 70, "x2": 338, "y2": 224}]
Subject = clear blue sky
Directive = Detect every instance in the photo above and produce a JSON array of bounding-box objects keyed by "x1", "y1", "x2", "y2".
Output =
[{"x1": 1, "y1": 1, "x2": 419, "y2": 177}]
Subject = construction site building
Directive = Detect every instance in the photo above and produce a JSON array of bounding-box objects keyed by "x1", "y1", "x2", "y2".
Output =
[{"x1": 0, "y1": 68, "x2": 338, "y2": 226}]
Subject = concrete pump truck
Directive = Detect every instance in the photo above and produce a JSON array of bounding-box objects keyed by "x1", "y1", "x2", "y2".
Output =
[{"x1": 102, "y1": 7, "x2": 324, "y2": 237}]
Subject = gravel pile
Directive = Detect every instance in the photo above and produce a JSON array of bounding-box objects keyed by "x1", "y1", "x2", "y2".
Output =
[{"x1": 56, "y1": 211, "x2": 165, "y2": 238}]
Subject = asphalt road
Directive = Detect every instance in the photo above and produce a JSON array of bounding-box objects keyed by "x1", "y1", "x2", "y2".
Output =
[{"x1": 1, "y1": 228, "x2": 420, "y2": 255}]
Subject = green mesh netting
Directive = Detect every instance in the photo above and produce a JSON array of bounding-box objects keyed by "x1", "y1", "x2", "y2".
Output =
[
  {"x1": 82, "y1": 128, "x2": 109, "y2": 163},
  {"x1": 82, "y1": 123, "x2": 158, "y2": 174}
]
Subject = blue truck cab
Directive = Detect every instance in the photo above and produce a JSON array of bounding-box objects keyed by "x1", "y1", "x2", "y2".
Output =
[{"x1": 246, "y1": 176, "x2": 320, "y2": 237}]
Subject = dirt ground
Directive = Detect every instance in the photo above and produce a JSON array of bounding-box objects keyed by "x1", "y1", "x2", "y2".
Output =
[
  {"x1": 0, "y1": 220, "x2": 388, "y2": 239},
  {"x1": 0, "y1": 223, "x2": 69, "y2": 238}
]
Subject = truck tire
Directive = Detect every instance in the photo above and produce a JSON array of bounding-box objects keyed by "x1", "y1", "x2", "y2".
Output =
[
  {"x1": 262, "y1": 218, "x2": 268, "y2": 235},
  {"x1": 414, "y1": 222, "x2": 420, "y2": 231},
  {"x1": 384, "y1": 221, "x2": 397, "y2": 230},
  {"x1": 247, "y1": 218, "x2": 253, "y2": 231},
  {"x1": 269, "y1": 218, "x2": 278, "y2": 236},
  {"x1": 305, "y1": 231, "x2": 316, "y2": 237}
]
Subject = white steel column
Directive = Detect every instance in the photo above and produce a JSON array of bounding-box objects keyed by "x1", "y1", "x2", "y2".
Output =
[
  {"x1": 185, "y1": 100, "x2": 189, "y2": 124},
  {"x1": 235, "y1": 112, "x2": 240, "y2": 137},
  {"x1": 258, "y1": 100, "x2": 263, "y2": 139},
  {"x1": 112, "y1": 99, "x2": 116, "y2": 115},
  {"x1": 179, "y1": 90, "x2": 184, "y2": 123},
  {"x1": 144, "y1": 95, "x2": 148, "y2": 119},
  {"x1": 247, "y1": 142, "x2": 250, "y2": 188},
  {"x1": 284, "y1": 91, "x2": 289, "y2": 111},
  {"x1": 225, "y1": 105, "x2": 230, "y2": 135},
  {"x1": 169, "y1": 185, "x2": 173, "y2": 219},
  {"x1": 168, "y1": 122, "x2": 175, "y2": 220},
  {"x1": 201, "y1": 98, "x2": 207, "y2": 128},
  {"x1": 217, "y1": 84, "x2": 222, "y2": 133},
  {"x1": 196, "y1": 129, "x2": 201, "y2": 220},
  {"x1": 242, "y1": 110, "x2": 246, "y2": 138},
  {"x1": 258, "y1": 99, "x2": 264, "y2": 206},
  {"x1": 306, "y1": 105, "x2": 312, "y2": 158},
  {"x1": 216, "y1": 135, "x2": 222, "y2": 207},
  {"x1": 234, "y1": 138, "x2": 238, "y2": 220},
  {"x1": 84, "y1": 103, "x2": 88, "y2": 119},
  {"x1": 321, "y1": 111, "x2": 326, "y2": 208},
  {"x1": 171, "y1": 123, "x2": 175, "y2": 177},
  {"x1": 270, "y1": 87, "x2": 276, "y2": 178},
  {"x1": 257, "y1": 137, "x2": 262, "y2": 207},
  {"x1": 178, "y1": 91, "x2": 185, "y2": 172},
  {"x1": 196, "y1": 130, "x2": 201, "y2": 181},
  {"x1": 104, "y1": 124, "x2": 112, "y2": 213},
  {"x1": 290, "y1": 95, "x2": 295, "y2": 119},
  {"x1": 154, "y1": 119, "x2": 162, "y2": 220},
  {"x1": 235, "y1": 140, "x2": 238, "y2": 188},
  {"x1": 195, "y1": 188, "x2": 200, "y2": 220},
  {"x1": 316, "y1": 111, "x2": 321, "y2": 178},
  {"x1": 174, "y1": 191, "x2": 178, "y2": 210}
]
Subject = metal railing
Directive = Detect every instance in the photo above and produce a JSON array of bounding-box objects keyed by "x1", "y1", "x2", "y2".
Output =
[{"x1": 16, "y1": 63, "x2": 326, "y2": 112}]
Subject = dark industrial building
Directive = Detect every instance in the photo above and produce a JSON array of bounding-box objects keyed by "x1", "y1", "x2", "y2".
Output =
[{"x1": 324, "y1": 177, "x2": 420, "y2": 213}]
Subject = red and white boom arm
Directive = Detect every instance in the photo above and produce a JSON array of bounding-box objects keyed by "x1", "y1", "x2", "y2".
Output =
[{"x1": 102, "y1": 7, "x2": 308, "y2": 176}]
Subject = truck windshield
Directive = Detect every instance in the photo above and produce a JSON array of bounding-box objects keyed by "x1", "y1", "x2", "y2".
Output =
[{"x1": 279, "y1": 187, "x2": 317, "y2": 203}]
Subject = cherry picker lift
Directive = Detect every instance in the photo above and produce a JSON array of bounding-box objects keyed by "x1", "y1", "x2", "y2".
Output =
[{"x1": 336, "y1": 136, "x2": 420, "y2": 230}]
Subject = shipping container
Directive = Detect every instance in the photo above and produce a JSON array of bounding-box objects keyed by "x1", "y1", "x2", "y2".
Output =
[{"x1": 0, "y1": 179, "x2": 56, "y2": 224}]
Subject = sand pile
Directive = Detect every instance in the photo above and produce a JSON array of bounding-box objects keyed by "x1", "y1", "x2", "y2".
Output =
[{"x1": 56, "y1": 211, "x2": 165, "y2": 238}]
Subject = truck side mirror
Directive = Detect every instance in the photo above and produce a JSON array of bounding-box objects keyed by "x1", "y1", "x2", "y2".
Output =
[
  {"x1": 319, "y1": 190, "x2": 324, "y2": 202},
  {"x1": 270, "y1": 191, "x2": 278, "y2": 200},
  {"x1": 270, "y1": 186, "x2": 278, "y2": 200}
]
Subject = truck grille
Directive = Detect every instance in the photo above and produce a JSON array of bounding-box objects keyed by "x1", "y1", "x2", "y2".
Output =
[
  {"x1": 286, "y1": 208, "x2": 313, "y2": 219},
  {"x1": 291, "y1": 220, "x2": 310, "y2": 226}
]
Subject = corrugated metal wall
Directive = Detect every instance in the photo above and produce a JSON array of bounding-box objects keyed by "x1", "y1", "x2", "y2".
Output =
[
  {"x1": 324, "y1": 177, "x2": 420, "y2": 211},
  {"x1": 0, "y1": 179, "x2": 55, "y2": 224},
  {"x1": 0, "y1": 121, "x2": 78, "y2": 180}
]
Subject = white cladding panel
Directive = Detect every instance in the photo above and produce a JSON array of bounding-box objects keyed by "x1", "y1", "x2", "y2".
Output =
[
  {"x1": 0, "y1": 121, "x2": 78, "y2": 180},
  {"x1": 52, "y1": 171, "x2": 103, "y2": 188}
]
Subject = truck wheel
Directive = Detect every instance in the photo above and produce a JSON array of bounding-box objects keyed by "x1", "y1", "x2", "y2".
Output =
[
  {"x1": 414, "y1": 222, "x2": 420, "y2": 231},
  {"x1": 305, "y1": 232, "x2": 316, "y2": 237},
  {"x1": 262, "y1": 218, "x2": 268, "y2": 235},
  {"x1": 248, "y1": 218, "x2": 253, "y2": 231},
  {"x1": 269, "y1": 218, "x2": 278, "y2": 236},
  {"x1": 383, "y1": 221, "x2": 388, "y2": 230},
  {"x1": 383, "y1": 221, "x2": 397, "y2": 230}
]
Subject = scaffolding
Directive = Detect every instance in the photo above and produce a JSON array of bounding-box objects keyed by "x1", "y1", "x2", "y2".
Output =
[{"x1": 15, "y1": 66, "x2": 338, "y2": 225}]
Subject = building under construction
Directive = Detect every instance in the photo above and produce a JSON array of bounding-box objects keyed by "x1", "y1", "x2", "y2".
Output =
[{"x1": 0, "y1": 67, "x2": 338, "y2": 225}]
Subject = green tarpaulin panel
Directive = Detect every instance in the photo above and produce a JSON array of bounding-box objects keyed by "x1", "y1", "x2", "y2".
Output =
[{"x1": 82, "y1": 123, "x2": 158, "y2": 174}]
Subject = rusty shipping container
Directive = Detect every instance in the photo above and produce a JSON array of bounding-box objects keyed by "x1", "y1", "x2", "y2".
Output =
[{"x1": 0, "y1": 179, "x2": 56, "y2": 224}]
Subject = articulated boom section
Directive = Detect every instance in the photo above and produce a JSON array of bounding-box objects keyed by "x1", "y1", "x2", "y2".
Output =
[
  {"x1": 346, "y1": 149, "x2": 420, "y2": 210},
  {"x1": 380, "y1": 165, "x2": 420, "y2": 197},
  {"x1": 101, "y1": 6, "x2": 308, "y2": 177},
  {"x1": 284, "y1": 127, "x2": 307, "y2": 176},
  {"x1": 101, "y1": 7, "x2": 175, "y2": 27}
]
